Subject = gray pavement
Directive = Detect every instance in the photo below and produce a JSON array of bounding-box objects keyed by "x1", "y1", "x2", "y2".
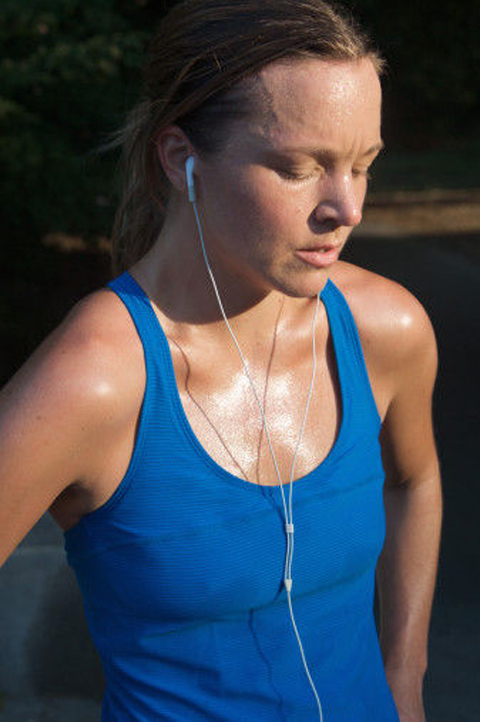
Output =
[{"x1": 1, "y1": 234, "x2": 479, "y2": 721}]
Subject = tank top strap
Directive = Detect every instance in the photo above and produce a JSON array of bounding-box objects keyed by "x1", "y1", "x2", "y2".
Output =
[
  {"x1": 105, "y1": 270, "x2": 173, "y2": 386},
  {"x1": 321, "y1": 278, "x2": 381, "y2": 429}
]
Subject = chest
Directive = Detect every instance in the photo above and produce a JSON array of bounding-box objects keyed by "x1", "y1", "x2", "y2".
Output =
[{"x1": 167, "y1": 325, "x2": 343, "y2": 486}]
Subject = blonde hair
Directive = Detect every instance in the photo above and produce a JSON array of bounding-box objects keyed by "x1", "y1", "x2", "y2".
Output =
[{"x1": 107, "y1": 0, "x2": 384, "y2": 276}]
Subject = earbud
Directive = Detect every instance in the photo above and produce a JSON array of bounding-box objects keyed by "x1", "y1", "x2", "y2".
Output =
[{"x1": 185, "y1": 156, "x2": 196, "y2": 203}]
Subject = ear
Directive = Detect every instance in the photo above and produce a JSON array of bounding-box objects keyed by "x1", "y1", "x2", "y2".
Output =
[{"x1": 154, "y1": 125, "x2": 194, "y2": 197}]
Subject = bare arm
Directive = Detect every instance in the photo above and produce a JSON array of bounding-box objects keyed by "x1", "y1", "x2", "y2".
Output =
[
  {"x1": 376, "y1": 292, "x2": 442, "y2": 720},
  {"x1": 0, "y1": 292, "x2": 126, "y2": 566}
]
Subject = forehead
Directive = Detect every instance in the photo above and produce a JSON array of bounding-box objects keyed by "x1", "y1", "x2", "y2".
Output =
[{"x1": 244, "y1": 57, "x2": 382, "y2": 151}]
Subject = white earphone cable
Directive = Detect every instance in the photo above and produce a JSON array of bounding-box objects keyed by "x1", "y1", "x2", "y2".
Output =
[{"x1": 189, "y1": 190, "x2": 324, "y2": 721}]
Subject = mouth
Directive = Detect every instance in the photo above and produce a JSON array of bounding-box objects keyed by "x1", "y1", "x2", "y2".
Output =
[
  {"x1": 295, "y1": 244, "x2": 341, "y2": 268},
  {"x1": 299, "y1": 242, "x2": 341, "y2": 252}
]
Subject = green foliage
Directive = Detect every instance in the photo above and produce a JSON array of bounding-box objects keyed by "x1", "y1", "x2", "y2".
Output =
[{"x1": 0, "y1": 0, "x2": 153, "y2": 248}]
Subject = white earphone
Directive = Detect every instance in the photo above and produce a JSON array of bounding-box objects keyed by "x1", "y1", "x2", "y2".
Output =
[
  {"x1": 183, "y1": 152, "x2": 324, "y2": 721},
  {"x1": 185, "y1": 155, "x2": 196, "y2": 203}
]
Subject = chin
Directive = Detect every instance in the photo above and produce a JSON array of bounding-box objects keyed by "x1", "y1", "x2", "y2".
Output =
[{"x1": 268, "y1": 270, "x2": 330, "y2": 300}]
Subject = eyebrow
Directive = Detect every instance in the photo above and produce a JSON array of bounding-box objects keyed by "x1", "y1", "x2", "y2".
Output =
[
  {"x1": 266, "y1": 140, "x2": 385, "y2": 160},
  {"x1": 359, "y1": 140, "x2": 385, "y2": 157}
]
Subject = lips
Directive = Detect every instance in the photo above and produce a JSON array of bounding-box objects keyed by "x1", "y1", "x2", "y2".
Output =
[
  {"x1": 295, "y1": 245, "x2": 341, "y2": 268},
  {"x1": 300, "y1": 243, "x2": 340, "y2": 252}
]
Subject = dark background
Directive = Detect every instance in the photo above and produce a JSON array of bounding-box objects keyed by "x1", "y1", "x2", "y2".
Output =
[{"x1": 0, "y1": 1, "x2": 479, "y2": 719}]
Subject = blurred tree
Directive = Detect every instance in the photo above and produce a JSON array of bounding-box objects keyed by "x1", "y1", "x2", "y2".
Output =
[{"x1": 0, "y1": 0, "x2": 157, "y2": 254}]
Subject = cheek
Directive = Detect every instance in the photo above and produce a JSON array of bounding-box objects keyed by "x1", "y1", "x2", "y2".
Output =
[
  {"x1": 202, "y1": 168, "x2": 313, "y2": 254},
  {"x1": 204, "y1": 176, "x2": 280, "y2": 239},
  {"x1": 231, "y1": 176, "x2": 309, "y2": 233}
]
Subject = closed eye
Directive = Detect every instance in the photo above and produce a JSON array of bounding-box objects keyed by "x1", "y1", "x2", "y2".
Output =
[
  {"x1": 352, "y1": 149, "x2": 382, "y2": 180},
  {"x1": 275, "y1": 167, "x2": 318, "y2": 182}
]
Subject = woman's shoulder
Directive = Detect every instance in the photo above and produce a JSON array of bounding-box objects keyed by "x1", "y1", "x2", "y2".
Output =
[
  {"x1": 329, "y1": 259, "x2": 423, "y2": 310},
  {"x1": 15, "y1": 284, "x2": 146, "y2": 484},
  {"x1": 0, "y1": 286, "x2": 147, "y2": 547},
  {"x1": 53, "y1": 285, "x2": 146, "y2": 422},
  {"x1": 3, "y1": 285, "x2": 143, "y2": 426},
  {"x1": 328, "y1": 260, "x2": 437, "y2": 374}
]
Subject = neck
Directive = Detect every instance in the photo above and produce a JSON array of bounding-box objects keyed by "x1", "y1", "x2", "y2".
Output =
[{"x1": 128, "y1": 202, "x2": 324, "y2": 343}]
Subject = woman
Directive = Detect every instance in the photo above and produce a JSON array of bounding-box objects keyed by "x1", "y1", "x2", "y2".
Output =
[{"x1": 0, "y1": 1, "x2": 442, "y2": 720}]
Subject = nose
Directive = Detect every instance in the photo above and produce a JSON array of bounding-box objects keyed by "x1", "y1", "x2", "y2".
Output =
[{"x1": 314, "y1": 172, "x2": 363, "y2": 228}]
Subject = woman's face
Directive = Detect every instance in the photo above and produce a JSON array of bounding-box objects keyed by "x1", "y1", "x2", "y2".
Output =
[{"x1": 195, "y1": 57, "x2": 383, "y2": 298}]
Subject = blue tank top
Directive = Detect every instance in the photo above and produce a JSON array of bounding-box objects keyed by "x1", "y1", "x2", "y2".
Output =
[{"x1": 64, "y1": 270, "x2": 399, "y2": 721}]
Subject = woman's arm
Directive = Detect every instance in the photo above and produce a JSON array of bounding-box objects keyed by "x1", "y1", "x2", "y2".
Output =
[
  {"x1": 376, "y1": 294, "x2": 442, "y2": 721},
  {"x1": 0, "y1": 292, "x2": 127, "y2": 566}
]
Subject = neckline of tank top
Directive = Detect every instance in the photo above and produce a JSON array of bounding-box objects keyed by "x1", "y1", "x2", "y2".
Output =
[{"x1": 117, "y1": 270, "x2": 352, "y2": 496}]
